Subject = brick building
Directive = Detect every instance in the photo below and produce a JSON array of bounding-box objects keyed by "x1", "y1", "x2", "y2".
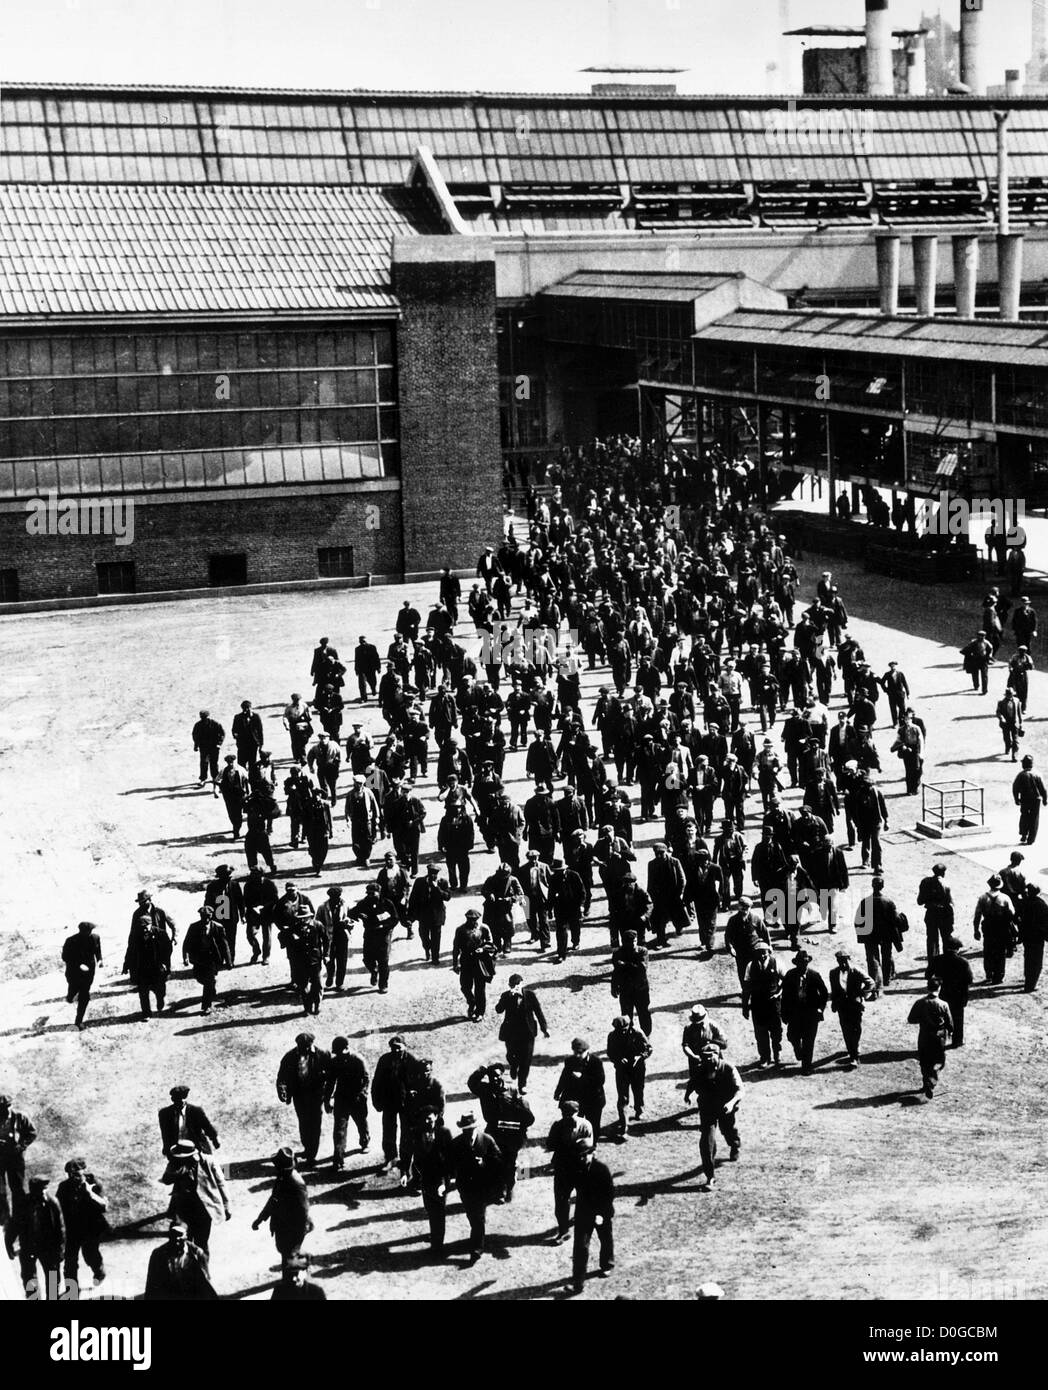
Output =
[{"x1": 3, "y1": 83, "x2": 1048, "y2": 603}]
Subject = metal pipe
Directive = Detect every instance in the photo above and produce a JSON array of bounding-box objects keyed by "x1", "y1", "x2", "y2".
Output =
[
  {"x1": 912, "y1": 235, "x2": 938, "y2": 316},
  {"x1": 960, "y1": 0, "x2": 984, "y2": 95},
  {"x1": 996, "y1": 110, "x2": 1010, "y2": 235},
  {"x1": 952, "y1": 234, "x2": 980, "y2": 318},
  {"x1": 876, "y1": 232, "x2": 901, "y2": 315},
  {"x1": 998, "y1": 233, "x2": 1024, "y2": 320},
  {"x1": 907, "y1": 34, "x2": 928, "y2": 95},
  {"x1": 865, "y1": 0, "x2": 894, "y2": 97},
  {"x1": 1005, "y1": 68, "x2": 1022, "y2": 97}
]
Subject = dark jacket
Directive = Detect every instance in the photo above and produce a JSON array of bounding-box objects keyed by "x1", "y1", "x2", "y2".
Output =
[
  {"x1": 781, "y1": 966, "x2": 829, "y2": 1021},
  {"x1": 829, "y1": 963, "x2": 874, "y2": 1013},
  {"x1": 159, "y1": 1102, "x2": 220, "y2": 1157},
  {"x1": 553, "y1": 1054, "x2": 606, "y2": 1110},
  {"x1": 144, "y1": 1239, "x2": 217, "y2": 1300},
  {"x1": 574, "y1": 1157, "x2": 615, "y2": 1220},
  {"x1": 450, "y1": 1130, "x2": 503, "y2": 1203},
  {"x1": 495, "y1": 987, "x2": 548, "y2": 1041},
  {"x1": 276, "y1": 1046, "x2": 330, "y2": 1104},
  {"x1": 192, "y1": 717, "x2": 225, "y2": 750}
]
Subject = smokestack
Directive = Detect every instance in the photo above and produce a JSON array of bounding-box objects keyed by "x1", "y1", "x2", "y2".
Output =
[
  {"x1": 1005, "y1": 68, "x2": 1022, "y2": 97},
  {"x1": 876, "y1": 232, "x2": 901, "y2": 315},
  {"x1": 865, "y1": 0, "x2": 894, "y2": 97},
  {"x1": 906, "y1": 33, "x2": 928, "y2": 95},
  {"x1": 952, "y1": 234, "x2": 980, "y2": 318},
  {"x1": 912, "y1": 235, "x2": 938, "y2": 316},
  {"x1": 960, "y1": 0, "x2": 984, "y2": 95}
]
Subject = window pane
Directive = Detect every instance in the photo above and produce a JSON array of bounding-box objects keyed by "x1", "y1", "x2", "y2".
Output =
[
  {"x1": 94, "y1": 378, "x2": 117, "y2": 414},
  {"x1": 302, "y1": 448, "x2": 325, "y2": 481},
  {"x1": 282, "y1": 449, "x2": 304, "y2": 482},
  {"x1": 52, "y1": 419, "x2": 75, "y2": 455},
  {"x1": 79, "y1": 457, "x2": 101, "y2": 491},
  {"x1": 299, "y1": 412, "x2": 319, "y2": 444},
  {"x1": 196, "y1": 335, "x2": 219, "y2": 370},
  {"x1": 74, "y1": 379, "x2": 95, "y2": 414},
  {"x1": 374, "y1": 328, "x2": 393, "y2": 364},
  {"x1": 379, "y1": 408, "x2": 398, "y2": 440},
  {"x1": 100, "y1": 457, "x2": 123, "y2": 490},
  {"x1": 242, "y1": 450, "x2": 264, "y2": 485},
  {"x1": 75, "y1": 419, "x2": 100, "y2": 455},
  {"x1": 162, "y1": 454, "x2": 185, "y2": 487},
  {"x1": 121, "y1": 456, "x2": 145, "y2": 490},
  {"x1": 316, "y1": 332, "x2": 336, "y2": 366},
  {"x1": 183, "y1": 452, "x2": 205, "y2": 486},
  {"x1": 0, "y1": 461, "x2": 15, "y2": 495},
  {"x1": 277, "y1": 411, "x2": 298, "y2": 445},
  {"x1": 262, "y1": 451, "x2": 286, "y2": 483},
  {"x1": 13, "y1": 460, "x2": 37, "y2": 492},
  {"x1": 36, "y1": 459, "x2": 58, "y2": 491},
  {"x1": 296, "y1": 335, "x2": 317, "y2": 368},
  {"x1": 72, "y1": 340, "x2": 94, "y2": 374},
  {"x1": 57, "y1": 458, "x2": 80, "y2": 493},
  {"x1": 29, "y1": 339, "x2": 51, "y2": 375},
  {"x1": 377, "y1": 368, "x2": 394, "y2": 401},
  {"x1": 93, "y1": 338, "x2": 116, "y2": 374},
  {"x1": 177, "y1": 337, "x2": 199, "y2": 371},
  {"x1": 139, "y1": 415, "x2": 161, "y2": 452},
  {"x1": 135, "y1": 337, "x2": 157, "y2": 371},
  {"x1": 334, "y1": 371, "x2": 372, "y2": 406},
  {"x1": 220, "y1": 413, "x2": 241, "y2": 448},
  {"x1": 51, "y1": 339, "x2": 73, "y2": 375}
]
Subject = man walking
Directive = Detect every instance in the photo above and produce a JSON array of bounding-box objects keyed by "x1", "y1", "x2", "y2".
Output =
[
  {"x1": 693, "y1": 1047, "x2": 743, "y2": 1191},
  {"x1": 276, "y1": 1032, "x2": 330, "y2": 1168},
  {"x1": 908, "y1": 978, "x2": 953, "y2": 1099},
  {"x1": 606, "y1": 1016, "x2": 651, "y2": 1141},
  {"x1": 61, "y1": 921, "x2": 102, "y2": 1031},
  {"x1": 494, "y1": 973, "x2": 549, "y2": 1093},
  {"x1": 545, "y1": 1100, "x2": 594, "y2": 1243},
  {"x1": 570, "y1": 1141, "x2": 616, "y2": 1294},
  {"x1": 927, "y1": 936, "x2": 974, "y2": 1046},
  {"x1": 828, "y1": 948, "x2": 874, "y2": 1068},
  {"x1": 917, "y1": 863, "x2": 954, "y2": 962},
  {"x1": 452, "y1": 909, "x2": 497, "y2": 1020},
  {"x1": 203, "y1": 864, "x2": 245, "y2": 964},
  {"x1": 610, "y1": 930, "x2": 652, "y2": 1036},
  {"x1": 232, "y1": 699, "x2": 264, "y2": 770},
  {"x1": 781, "y1": 949, "x2": 829, "y2": 1074},
  {"x1": 449, "y1": 1113, "x2": 502, "y2": 1265},
  {"x1": 183, "y1": 906, "x2": 232, "y2": 1016},
  {"x1": 371, "y1": 1036, "x2": 415, "y2": 1174},
  {"x1": 324, "y1": 1037, "x2": 370, "y2": 1169},
  {"x1": 159, "y1": 1086, "x2": 220, "y2": 1157},
  {"x1": 554, "y1": 1038, "x2": 606, "y2": 1141},
  {"x1": 855, "y1": 877, "x2": 906, "y2": 997},
  {"x1": 973, "y1": 874, "x2": 1017, "y2": 985},
  {"x1": 1013, "y1": 755, "x2": 1048, "y2": 845},
  {"x1": 217, "y1": 754, "x2": 250, "y2": 839},
  {"x1": 408, "y1": 863, "x2": 451, "y2": 964},
  {"x1": 741, "y1": 942, "x2": 783, "y2": 1068},
  {"x1": 56, "y1": 1159, "x2": 108, "y2": 1292},
  {"x1": 191, "y1": 709, "x2": 225, "y2": 787}
]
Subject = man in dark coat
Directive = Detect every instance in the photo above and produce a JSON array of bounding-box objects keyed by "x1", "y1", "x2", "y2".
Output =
[
  {"x1": 252, "y1": 1148, "x2": 312, "y2": 1262},
  {"x1": 451, "y1": 911, "x2": 497, "y2": 1020},
  {"x1": 159, "y1": 1085, "x2": 220, "y2": 1157},
  {"x1": 276, "y1": 1033, "x2": 330, "y2": 1167},
  {"x1": 372, "y1": 1036, "x2": 416, "y2": 1173},
  {"x1": 741, "y1": 942, "x2": 783, "y2": 1067},
  {"x1": 1021, "y1": 884, "x2": 1048, "y2": 992},
  {"x1": 144, "y1": 1221, "x2": 217, "y2": 1300},
  {"x1": 829, "y1": 947, "x2": 875, "y2": 1067},
  {"x1": 324, "y1": 1037, "x2": 370, "y2": 1169},
  {"x1": 467, "y1": 1065, "x2": 535, "y2": 1202},
  {"x1": 231, "y1": 699, "x2": 264, "y2": 770},
  {"x1": 12, "y1": 1176, "x2": 64, "y2": 1299},
  {"x1": 243, "y1": 865, "x2": 279, "y2": 965},
  {"x1": 692, "y1": 1048, "x2": 743, "y2": 1190},
  {"x1": 203, "y1": 864, "x2": 245, "y2": 964},
  {"x1": 554, "y1": 1038, "x2": 606, "y2": 1141},
  {"x1": 855, "y1": 877, "x2": 906, "y2": 996},
  {"x1": 916, "y1": 863, "x2": 954, "y2": 961},
  {"x1": 927, "y1": 935, "x2": 974, "y2": 1046},
  {"x1": 781, "y1": 949, "x2": 829, "y2": 1074},
  {"x1": 61, "y1": 920, "x2": 102, "y2": 1030},
  {"x1": 570, "y1": 1141, "x2": 616, "y2": 1294},
  {"x1": 191, "y1": 709, "x2": 225, "y2": 786},
  {"x1": 646, "y1": 842, "x2": 690, "y2": 948},
  {"x1": 123, "y1": 909, "x2": 173, "y2": 1019},
  {"x1": 548, "y1": 858, "x2": 586, "y2": 960},
  {"x1": 520, "y1": 849, "x2": 552, "y2": 950},
  {"x1": 349, "y1": 883, "x2": 398, "y2": 994},
  {"x1": 216, "y1": 754, "x2": 250, "y2": 838},
  {"x1": 271, "y1": 1253, "x2": 326, "y2": 1300},
  {"x1": 1013, "y1": 755, "x2": 1048, "y2": 845},
  {"x1": 973, "y1": 875, "x2": 1017, "y2": 985},
  {"x1": 495, "y1": 973, "x2": 549, "y2": 1092},
  {"x1": 56, "y1": 1159, "x2": 108, "y2": 1290},
  {"x1": 606, "y1": 1016, "x2": 652, "y2": 1140},
  {"x1": 354, "y1": 635, "x2": 382, "y2": 702},
  {"x1": 546, "y1": 1100, "x2": 594, "y2": 1242},
  {"x1": 907, "y1": 978, "x2": 954, "y2": 1098},
  {"x1": 182, "y1": 906, "x2": 232, "y2": 1016},
  {"x1": 849, "y1": 770, "x2": 889, "y2": 871},
  {"x1": 610, "y1": 930, "x2": 652, "y2": 1036},
  {"x1": 450, "y1": 1113, "x2": 503, "y2": 1264},
  {"x1": 408, "y1": 863, "x2": 452, "y2": 964},
  {"x1": 408, "y1": 1108, "x2": 456, "y2": 1256}
]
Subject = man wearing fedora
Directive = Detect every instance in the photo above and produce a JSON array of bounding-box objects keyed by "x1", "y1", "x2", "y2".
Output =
[
  {"x1": 252, "y1": 1148, "x2": 312, "y2": 1264},
  {"x1": 408, "y1": 1107, "x2": 456, "y2": 1256},
  {"x1": 182, "y1": 905, "x2": 232, "y2": 1016},
  {"x1": 781, "y1": 949, "x2": 829, "y2": 1074},
  {"x1": 276, "y1": 1032, "x2": 330, "y2": 1168},
  {"x1": 449, "y1": 1112, "x2": 502, "y2": 1264},
  {"x1": 203, "y1": 864, "x2": 245, "y2": 963},
  {"x1": 324, "y1": 1036, "x2": 370, "y2": 1169},
  {"x1": 160, "y1": 1139, "x2": 230, "y2": 1256}
]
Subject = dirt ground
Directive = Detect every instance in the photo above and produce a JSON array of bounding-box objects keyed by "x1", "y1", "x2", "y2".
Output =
[{"x1": 0, "y1": 547, "x2": 1046, "y2": 1302}]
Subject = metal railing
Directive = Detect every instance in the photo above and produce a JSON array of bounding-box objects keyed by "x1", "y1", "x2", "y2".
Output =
[{"x1": 921, "y1": 780, "x2": 985, "y2": 832}]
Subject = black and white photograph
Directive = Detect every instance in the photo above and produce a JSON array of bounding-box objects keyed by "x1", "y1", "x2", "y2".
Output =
[{"x1": 0, "y1": 0, "x2": 1045, "y2": 1357}]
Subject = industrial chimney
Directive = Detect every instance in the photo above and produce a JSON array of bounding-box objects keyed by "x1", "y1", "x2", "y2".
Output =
[
  {"x1": 865, "y1": 0, "x2": 894, "y2": 97},
  {"x1": 960, "y1": 0, "x2": 984, "y2": 95}
]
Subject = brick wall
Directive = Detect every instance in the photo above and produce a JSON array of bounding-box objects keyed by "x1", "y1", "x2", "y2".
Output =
[
  {"x1": 394, "y1": 239, "x2": 504, "y2": 573},
  {"x1": 0, "y1": 486, "x2": 403, "y2": 601}
]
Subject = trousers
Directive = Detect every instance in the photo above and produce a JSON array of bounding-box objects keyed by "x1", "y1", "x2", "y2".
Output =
[
  {"x1": 332, "y1": 1099, "x2": 369, "y2": 1163},
  {"x1": 293, "y1": 1096, "x2": 324, "y2": 1162},
  {"x1": 572, "y1": 1213, "x2": 614, "y2": 1286},
  {"x1": 698, "y1": 1109, "x2": 741, "y2": 1180}
]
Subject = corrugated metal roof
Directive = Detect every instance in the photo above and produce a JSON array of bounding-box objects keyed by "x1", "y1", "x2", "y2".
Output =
[
  {"x1": 694, "y1": 309, "x2": 1048, "y2": 368},
  {"x1": 0, "y1": 183, "x2": 440, "y2": 318},
  {"x1": 542, "y1": 269, "x2": 742, "y2": 303}
]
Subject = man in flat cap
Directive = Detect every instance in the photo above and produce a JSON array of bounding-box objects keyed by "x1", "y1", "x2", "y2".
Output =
[
  {"x1": 973, "y1": 875, "x2": 1017, "y2": 985},
  {"x1": 276, "y1": 1033, "x2": 330, "y2": 1168},
  {"x1": 452, "y1": 910, "x2": 497, "y2": 1021},
  {"x1": 144, "y1": 1219, "x2": 217, "y2": 1301},
  {"x1": 11, "y1": 1176, "x2": 64, "y2": 1299},
  {"x1": 61, "y1": 920, "x2": 102, "y2": 1031},
  {"x1": 56, "y1": 1158, "x2": 108, "y2": 1291},
  {"x1": 1013, "y1": 754, "x2": 1048, "y2": 845},
  {"x1": 907, "y1": 977, "x2": 953, "y2": 1099},
  {"x1": 569, "y1": 1139, "x2": 616, "y2": 1294},
  {"x1": 692, "y1": 1048, "x2": 743, "y2": 1191},
  {"x1": 159, "y1": 1085, "x2": 220, "y2": 1158},
  {"x1": 271, "y1": 1251, "x2": 326, "y2": 1300}
]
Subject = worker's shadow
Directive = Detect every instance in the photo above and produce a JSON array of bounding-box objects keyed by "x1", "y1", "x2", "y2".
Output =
[
  {"x1": 813, "y1": 1089, "x2": 923, "y2": 1110},
  {"x1": 615, "y1": 1164, "x2": 711, "y2": 1205},
  {"x1": 456, "y1": 1274, "x2": 577, "y2": 1301}
]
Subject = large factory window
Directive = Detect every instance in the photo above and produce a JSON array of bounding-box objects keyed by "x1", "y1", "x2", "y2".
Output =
[{"x1": 0, "y1": 327, "x2": 399, "y2": 493}]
